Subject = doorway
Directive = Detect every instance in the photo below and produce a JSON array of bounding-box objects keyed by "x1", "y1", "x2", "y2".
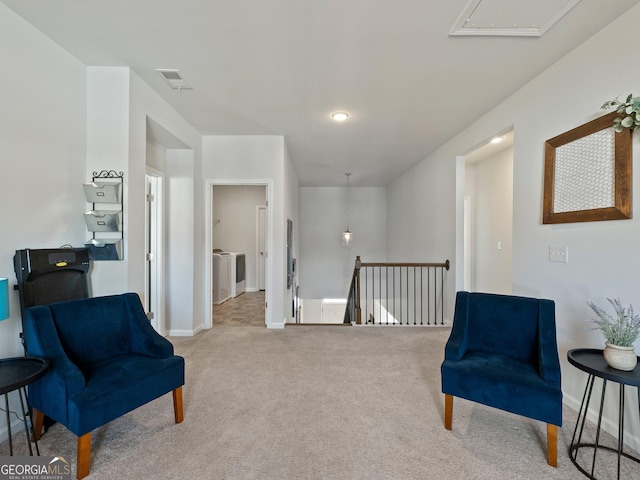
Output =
[
  {"x1": 257, "y1": 205, "x2": 267, "y2": 291},
  {"x1": 204, "y1": 181, "x2": 271, "y2": 328},
  {"x1": 144, "y1": 169, "x2": 164, "y2": 334},
  {"x1": 461, "y1": 130, "x2": 514, "y2": 294}
]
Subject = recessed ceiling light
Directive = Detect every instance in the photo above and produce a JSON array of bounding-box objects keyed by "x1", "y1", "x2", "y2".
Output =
[
  {"x1": 331, "y1": 111, "x2": 350, "y2": 122},
  {"x1": 490, "y1": 136, "x2": 504, "y2": 144}
]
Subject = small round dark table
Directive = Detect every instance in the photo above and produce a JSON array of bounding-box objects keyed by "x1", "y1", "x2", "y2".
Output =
[
  {"x1": 567, "y1": 348, "x2": 640, "y2": 480},
  {"x1": 0, "y1": 356, "x2": 49, "y2": 456}
]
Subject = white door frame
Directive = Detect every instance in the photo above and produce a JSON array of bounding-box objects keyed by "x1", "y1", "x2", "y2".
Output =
[
  {"x1": 145, "y1": 166, "x2": 165, "y2": 335},
  {"x1": 204, "y1": 179, "x2": 273, "y2": 329},
  {"x1": 256, "y1": 205, "x2": 267, "y2": 291},
  {"x1": 463, "y1": 195, "x2": 472, "y2": 292}
]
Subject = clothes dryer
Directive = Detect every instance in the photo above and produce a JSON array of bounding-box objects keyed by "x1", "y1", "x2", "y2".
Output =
[
  {"x1": 212, "y1": 252, "x2": 231, "y2": 304},
  {"x1": 226, "y1": 252, "x2": 246, "y2": 297}
]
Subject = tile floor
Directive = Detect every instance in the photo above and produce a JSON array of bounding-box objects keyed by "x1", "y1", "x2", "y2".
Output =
[{"x1": 213, "y1": 291, "x2": 265, "y2": 326}]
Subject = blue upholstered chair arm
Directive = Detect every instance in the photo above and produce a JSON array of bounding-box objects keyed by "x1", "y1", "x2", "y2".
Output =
[
  {"x1": 123, "y1": 293, "x2": 174, "y2": 358},
  {"x1": 24, "y1": 306, "x2": 86, "y2": 393},
  {"x1": 537, "y1": 299, "x2": 561, "y2": 386},
  {"x1": 444, "y1": 292, "x2": 470, "y2": 361}
]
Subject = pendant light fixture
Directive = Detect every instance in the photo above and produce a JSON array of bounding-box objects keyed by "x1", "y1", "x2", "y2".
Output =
[{"x1": 341, "y1": 173, "x2": 353, "y2": 246}]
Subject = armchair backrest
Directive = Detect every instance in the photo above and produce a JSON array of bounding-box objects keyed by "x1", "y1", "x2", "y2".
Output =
[
  {"x1": 461, "y1": 292, "x2": 548, "y2": 363},
  {"x1": 47, "y1": 294, "x2": 138, "y2": 370}
]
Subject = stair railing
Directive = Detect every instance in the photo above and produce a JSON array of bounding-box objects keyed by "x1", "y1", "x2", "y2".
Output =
[{"x1": 345, "y1": 256, "x2": 450, "y2": 325}]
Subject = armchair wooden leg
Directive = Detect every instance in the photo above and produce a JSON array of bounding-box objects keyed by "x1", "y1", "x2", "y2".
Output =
[
  {"x1": 32, "y1": 408, "x2": 44, "y2": 441},
  {"x1": 77, "y1": 432, "x2": 91, "y2": 479},
  {"x1": 547, "y1": 423, "x2": 558, "y2": 467},
  {"x1": 444, "y1": 394, "x2": 453, "y2": 430},
  {"x1": 173, "y1": 387, "x2": 184, "y2": 424}
]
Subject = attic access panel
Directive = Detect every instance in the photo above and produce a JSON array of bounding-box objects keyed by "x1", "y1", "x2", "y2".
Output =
[{"x1": 450, "y1": 0, "x2": 581, "y2": 37}]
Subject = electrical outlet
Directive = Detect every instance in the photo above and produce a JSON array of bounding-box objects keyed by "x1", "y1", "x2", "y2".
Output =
[{"x1": 549, "y1": 246, "x2": 568, "y2": 263}]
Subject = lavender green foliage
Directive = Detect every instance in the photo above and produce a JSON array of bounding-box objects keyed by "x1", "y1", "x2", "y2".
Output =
[{"x1": 588, "y1": 298, "x2": 640, "y2": 347}]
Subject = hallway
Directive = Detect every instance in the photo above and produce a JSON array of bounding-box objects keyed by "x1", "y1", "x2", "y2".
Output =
[{"x1": 213, "y1": 291, "x2": 265, "y2": 326}]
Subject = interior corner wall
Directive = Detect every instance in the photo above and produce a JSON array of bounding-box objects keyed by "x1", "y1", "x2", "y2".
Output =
[
  {"x1": 129, "y1": 71, "x2": 202, "y2": 335},
  {"x1": 284, "y1": 144, "x2": 300, "y2": 324},
  {"x1": 86, "y1": 67, "x2": 130, "y2": 297},
  {"x1": 299, "y1": 187, "x2": 387, "y2": 300},
  {"x1": 87, "y1": 66, "x2": 204, "y2": 335},
  {"x1": 0, "y1": 4, "x2": 88, "y2": 358},
  {"x1": 386, "y1": 152, "x2": 457, "y2": 322},
  {"x1": 387, "y1": 4, "x2": 640, "y2": 450},
  {"x1": 166, "y1": 149, "x2": 195, "y2": 334}
]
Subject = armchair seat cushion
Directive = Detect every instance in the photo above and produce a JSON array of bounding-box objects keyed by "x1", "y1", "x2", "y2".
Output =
[
  {"x1": 442, "y1": 350, "x2": 562, "y2": 425},
  {"x1": 68, "y1": 354, "x2": 185, "y2": 435}
]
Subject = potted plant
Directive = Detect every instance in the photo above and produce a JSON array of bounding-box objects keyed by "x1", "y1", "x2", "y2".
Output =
[
  {"x1": 601, "y1": 94, "x2": 640, "y2": 132},
  {"x1": 588, "y1": 298, "x2": 640, "y2": 371}
]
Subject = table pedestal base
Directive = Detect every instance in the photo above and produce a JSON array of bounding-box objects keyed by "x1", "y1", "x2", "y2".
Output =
[{"x1": 569, "y1": 374, "x2": 640, "y2": 479}]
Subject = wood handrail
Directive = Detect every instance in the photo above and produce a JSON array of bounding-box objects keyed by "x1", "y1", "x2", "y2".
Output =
[
  {"x1": 346, "y1": 257, "x2": 450, "y2": 326},
  {"x1": 358, "y1": 260, "x2": 450, "y2": 269}
]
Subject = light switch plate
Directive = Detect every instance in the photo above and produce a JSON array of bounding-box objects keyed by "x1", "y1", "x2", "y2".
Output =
[{"x1": 549, "y1": 246, "x2": 568, "y2": 263}]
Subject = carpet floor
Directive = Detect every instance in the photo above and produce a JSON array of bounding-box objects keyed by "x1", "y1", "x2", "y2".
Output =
[{"x1": 3, "y1": 325, "x2": 638, "y2": 479}]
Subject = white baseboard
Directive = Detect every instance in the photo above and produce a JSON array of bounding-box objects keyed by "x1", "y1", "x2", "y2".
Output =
[
  {"x1": 267, "y1": 320, "x2": 285, "y2": 330},
  {"x1": 0, "y1": 417, "x2": 26, "y2": 446},
  {"x1": 168, "y1": 329, "x2": 196, "y2": 336}
]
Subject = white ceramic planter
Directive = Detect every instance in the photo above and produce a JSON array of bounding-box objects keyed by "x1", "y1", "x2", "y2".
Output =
[{"x1": 603, "y1": 342, "x2": 637, "y2": 371}]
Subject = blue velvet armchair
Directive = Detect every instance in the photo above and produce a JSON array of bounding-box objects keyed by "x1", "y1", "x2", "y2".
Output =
[
  {"x1": 441, "y1": 291, "x2": 562, "y2": 466},
  {"x1": 23, "y1": 293, "x2": 185, "y2": 479}
]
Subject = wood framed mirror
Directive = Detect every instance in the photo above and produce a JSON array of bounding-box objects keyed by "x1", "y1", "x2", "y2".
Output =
[{"x1": 543, "y1": 111, "x2": 632, "y2": 224}]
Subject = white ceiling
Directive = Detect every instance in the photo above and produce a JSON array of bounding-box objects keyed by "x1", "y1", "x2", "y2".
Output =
[{"x1": 2, "y1": 0, "x2": 638, "y2": 186}]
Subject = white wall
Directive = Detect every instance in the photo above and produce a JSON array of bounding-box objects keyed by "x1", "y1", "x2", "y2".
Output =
[
  {"x1": 211, "y1": 185, "x2": 266, "y2": 291},
  {"x1": 146, "y1": 141, "x2": 167, "y2": 172},
  {"x1": 387, "y1": 4, "x2": 640, "y2": 450},
  {"x1": 85, "y1": 67, "x2": 130, "y2": 297},
  {"x1": 465, "y1": 147, "x2": 513, "y2": 293},
  {"x1": 84, "y1": 69, "x2": 202, "y2": 335},
  {"x1": 0, "y1": 4, "x2": 87, "y2": 442},
  {"x1": 284, "y1": 144, "x2": 300, "y2": 324},
  {"x1": 0, "y1": 5, "x2": 87, "y2": 357},
  {"x1": 129, "y1": 72, "x2": 202, "y2": 335},
  {"x1": 299, "y1": 187, "x2": 387, "y2": 299}
]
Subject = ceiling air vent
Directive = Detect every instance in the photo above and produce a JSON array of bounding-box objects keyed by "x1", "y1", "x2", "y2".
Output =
[{"x1": 155, "y1": 69, "x2": 192, "y2": 90}]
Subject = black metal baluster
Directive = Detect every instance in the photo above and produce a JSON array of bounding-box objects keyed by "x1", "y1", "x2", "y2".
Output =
[
  {"x1": 399, "y1": 267, "x2": 402, "y2": 324},
  {"x1": 385, "y1": 266, "x2": 389, "y2": 325},
  {"x1": 441, "y1": 263, "x2": 445, "y2": 325},
  {"x1": 427, "y1": 267, "x2": 435, "y2": 325},
  {"x1": 365, "y1": 267, "x2": 368, "y2": 324},
  {"x1": 420, "y1": 267, "x2": 424, "y2": 325},
  {"x1": 372, "y1": 266, "x2": 376, "y2": 325},
  {"x1": 413, "y1": 266, "x2": 416, "y2": 325},
  {"x1": 379, "y1": 266, "x2": 382, "y2": 325},
  {"x1": 433, "y1": 267, "x2": 436, "y2": 326}
]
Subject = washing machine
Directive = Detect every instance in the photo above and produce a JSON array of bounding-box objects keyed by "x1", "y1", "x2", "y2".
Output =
[
  {"x1": 212, "y1": 252, "x2": 231, "y2": 304},
  {"x1": 226, "y1": 252, "x2": 246, "y2": 297}
]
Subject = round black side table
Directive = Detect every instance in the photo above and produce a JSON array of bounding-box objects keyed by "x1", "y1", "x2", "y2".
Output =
[
  {"x1": 0, "y1": 356, "x2": 49, "y2": 456},
  {"x1": 567, "y1": 348, "x2": 640, "y2": 479}
]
